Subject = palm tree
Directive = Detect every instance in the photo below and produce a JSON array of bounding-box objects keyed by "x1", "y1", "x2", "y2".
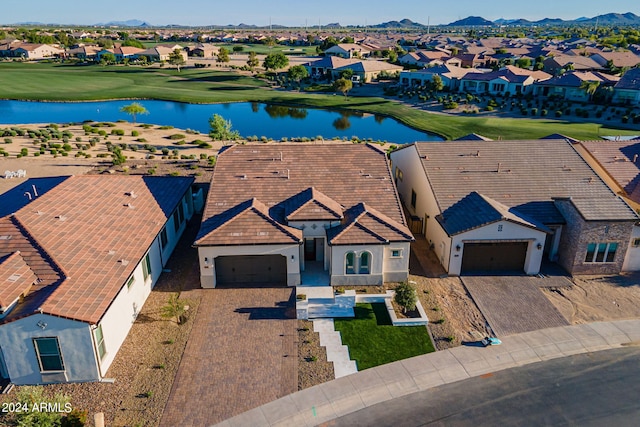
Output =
[{"x1": 580, "y1": 80, "x2": 600, "y2": 102}]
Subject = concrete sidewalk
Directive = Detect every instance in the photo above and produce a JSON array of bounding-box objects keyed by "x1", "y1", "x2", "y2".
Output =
[{"x1": 214, "y1": 319, "x2": 640, "y2": 427}]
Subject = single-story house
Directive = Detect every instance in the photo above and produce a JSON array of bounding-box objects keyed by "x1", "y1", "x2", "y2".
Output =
[
  {"x1": 303, "y1": 56, "x2": 361, "y2": 78},
  {"x1": 66, "y1": 45, "x2": 102, "y2": 61},
  {"x1": 186, "y1": 43, "x2": 219, "y2": 58},
  {"x1": 399, "y1": 50, "x2": 460, "y2": 68},
  {"x1": 590, "y1": 51, "x2": 640, "y2": 69},
  {"x1": 400, "y1": 64, "x2": 483, "y2": 90},
  {"x1": 333, "y1": 60, "x2": 403, "y2": 82},
  {"x1": 389, "y1": 139, "x2": 639, "y2": 276},
  {"x1": 114, "y1": 46, "x2": 145, "y2": 61},
  {"x1": 0, "y1": 175, "x2": 197, "y2": 385},
  {"x1": 137, "y1": 46, "x2": 187, "y2": 62},
  {"x1": 325, "y1": 43, "x2": 371, "y2": 59},
  {"x1": 533, "y1": 71, "x2": 620, "y2": 101},
  {"x1": 5, "y1": 43, "x2": 63, "y2": 60},
  {"x1": 543, "y1": 54, "x2": 603, "y2": 75},
  {"x1": 612, "y1": 68, "x2": 640, "y2": 105},
  {"x1": 195, "y1": 144, "x2": 414, "y2": 288},
  {"x1": 459, "y1": 65, "x2": 551, "y2": 95}
]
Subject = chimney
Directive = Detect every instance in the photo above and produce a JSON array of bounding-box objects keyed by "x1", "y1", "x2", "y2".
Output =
[{"x1": 634, "y1": 154, "x2": 638, "y2": 163}]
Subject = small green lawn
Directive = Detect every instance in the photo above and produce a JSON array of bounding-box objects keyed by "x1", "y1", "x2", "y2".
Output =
[{"x1": 334, "y1": 303, "x2": 434, "y2": 370}]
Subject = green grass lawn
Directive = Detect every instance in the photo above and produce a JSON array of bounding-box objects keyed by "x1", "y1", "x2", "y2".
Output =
[
  {"x1": 334, "y1": 303, "x2": 434, "y2": 370},
  {"x1": 0, "y1": 62, "x2": 636, "y2": 140}
]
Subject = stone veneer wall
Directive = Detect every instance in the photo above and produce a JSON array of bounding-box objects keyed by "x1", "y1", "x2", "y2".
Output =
[{"x1": 554, "y1": 199, "x2": 634, "y2": 275}]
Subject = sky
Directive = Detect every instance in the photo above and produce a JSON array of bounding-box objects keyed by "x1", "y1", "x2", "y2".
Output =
[{"x1": 2, "y1": 0, "x2": 638, "y2": 27}]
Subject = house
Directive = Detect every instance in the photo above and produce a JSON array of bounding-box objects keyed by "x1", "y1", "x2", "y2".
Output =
[
  {"x1": 612, "y1": 68, "x2": 640, "y2": 105},
  {"x1": 325, "y1": 43, "x2": 371, "y2": 59},
  {"x1": 389, "y1": 139, "x2": 639, "y2": 276},
  {"x1": 333, "y1": 60, "x2": 403, "y2": 83},
  {"x1": 66, "y1": 45, "x2": 102, "y2": 61},
  {"x1": 459, "y1": 65, "x2": 551, "y2": 95},
  {"x1": 186, "y1": 43, "x2": 219, "y2": 58},
  {"x1": 137, "y1": 46, "x2": 187, "y2": 62},
  {"x1": 0, "y1": 176, "x2": 196, "y2": 385},
  {"x1": 113, "y1": 46, "x2": 145, "y2": 62},
  {"x1": 195, "y1": 144, "x2": 413, "y2": 288},
  {"x1": 400, "y1": 64, "x2": 483, "y2": 91},
  {"x1": 452, "y1": 53, "x2": 485, "y2": 68},
  {"x1": 303, "y1": 56, "x2": 361, "y2": 78},
  {"x1": 575, "y1": 139, "x2": 640, "y2": 271},
  {"x1": 590, "y1": 51, "x2": 640, "y2": 69},
  {"x1": 543, "y1": 54, "x2": 603, "y2": 75},
  {"x1": 533, "y1": 71, "x2": 620, "y2": 101},
  {"x1": 7, "y1": 43, "x2": 63, "y2": 60},
  {"x1": 399, "y1": 50, "x2": 460, "y2": 68}
]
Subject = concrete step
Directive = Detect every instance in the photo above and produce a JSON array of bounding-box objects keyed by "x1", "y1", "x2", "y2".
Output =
[
  {"x1": 308, "y1": 298, "x2": 337, "y2": 305},
  {"x1": 333, "y1": 359, "x2": 358, "y2": 378},
  {"x1": 312, "y1": 319, "x2": 335, "y2": 333},
  {"x1": 297, "y1": 286, "x2": 335, "y2": 299},
  {"x1": 308, "y1": 305, "x2": 355, "y2": 319},
  {"x1": 319, "y1": 332, "x2": 343, "y2": 347},
  {"x1": 326, "y1": 345, "x2": 350, "y2": 363}
]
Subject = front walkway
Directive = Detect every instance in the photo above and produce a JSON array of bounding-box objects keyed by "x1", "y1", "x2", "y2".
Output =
[
  {"x1": 160, "y1": 287, "x2": 297, "y2": 426},
  {"x1": 216, "y1": 319, "x2": 640, "y2": 427}
]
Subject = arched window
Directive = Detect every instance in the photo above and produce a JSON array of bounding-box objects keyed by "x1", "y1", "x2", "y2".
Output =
[
  {"x1": 345, "y1": 252, "x2": 355, "y2": 275},
  {"x1": 359, "y1": 251, "x2": 371, "y2": 274}
]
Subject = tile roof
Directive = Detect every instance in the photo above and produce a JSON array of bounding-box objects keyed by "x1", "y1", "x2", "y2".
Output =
[
  {"x1": 0, "y1": 251, "x2": 38, "y2": 311},
  {"x1": 0, "y1": 176, "x2": 193, "y2": 324},
  {"x1": 196, "y1": 198, "x2": 303, "y2": 246},
  {"x1": 615, "y1": 68, "x2": 640, "y2": 91},
  {"x1": 536, "y1": 71, "x2": 619, "y2": 88},
  {"x1": 455, "y1": 133, "x2": 493, "y2": 141},
  {"x1": 335, "y1": 60, "x2": 403, "y2": 73},
  {"x1": 435, "y1": 192, "x2": 551, "y2": 236},
  {"x1": 326, "y1": 203, "x2": 414, "y2": 245},
  {"x1": 197, "y1": 144, "x2": 411, "y2": 247},
  {"x1": 412, "y1": 140, "x2": 639, "y2": 224},
  {"x1": 580, "y1": 139, "x2": 640, "y2": 203}
]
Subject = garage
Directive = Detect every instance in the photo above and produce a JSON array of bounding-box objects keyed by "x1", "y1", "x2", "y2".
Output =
[
  {"x1": 461, "y1": 242, "x2": 528, "y2": 273},
  {"x1": 214, "y1": 255, "x2": 287, "y2": 287}
]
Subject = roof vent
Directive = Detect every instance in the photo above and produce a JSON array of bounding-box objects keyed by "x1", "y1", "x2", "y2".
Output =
[
  {"x1": 55, "y1": 215, "x2": 67, "y2": 221},
  {"x1": 257, "y1": 232, "x2": 269, "y2": 236},
  {"x1": 108, "y1": 250, "x2": 116, "y2": 255},
  {"x1": 7, "y1": 274, "x2": 21, "y2": 283},
  {"x1": 124, "y1": 203, "x2": 135, "y2": 209},
  {"x1": 562, "y1": 165, "x2": 572, "y2": 171},
  {"x1": 0, "y1": 235, "x2": 11, "y2": 240},
  {"x1": 240, "y1": 174, "x2": 247, "y2": 180},
  {"x1": 119, "y1": 259, "x2": 130, "y2": 266},
  {"x1": 230, "y1": 232, "x2": 243, "y2": 236},
  {"x1": 126, "y1": 191, "x2": 138, "y2": 198}
]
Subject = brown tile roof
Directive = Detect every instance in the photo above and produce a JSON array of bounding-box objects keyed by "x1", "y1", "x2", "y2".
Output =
[
  {"x1": 0, "y1": 251, "x2": 38, "y2": 310},
  {"x1": 580, "y1": 139, "x2": 640, "y2": 203},
  {"x1": 410, "y1": 140, "x2": 638, "y2": 223},
  {"x1": 0, "y1": 176, "x2": 193, "y2": 324},
  {"x1": 197, "y1": 144, "x2": 411, "y2": 246},
  {"x1": 285, "y1": 187, "x2": 344, "y2": 221},
  {"x1": 196, "y1": 198, "x2": 303, "y2": 246},
  {"x1": 327, "y1": 203, "x2": 414, "y2": 245}
]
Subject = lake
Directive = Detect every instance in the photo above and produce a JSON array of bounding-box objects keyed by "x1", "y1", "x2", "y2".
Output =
[{"x1": 0, "y1": 100, "x2": 442, "y2": 144}]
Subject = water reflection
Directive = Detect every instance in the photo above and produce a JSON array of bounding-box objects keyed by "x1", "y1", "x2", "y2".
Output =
[
  {"x1": 333, "y1": 116, "x2": 351, "y2": 131},
  {"x1": 264, "y1": 105, "x2": 308, "y2": 120}
]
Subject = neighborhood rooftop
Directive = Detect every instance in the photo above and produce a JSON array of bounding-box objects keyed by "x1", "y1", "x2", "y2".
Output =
[
  {"x1": 412, "y1": 139, "x2": 638, "y2": 223},
  {"x1": 0, "y1": 175, "x2": 194, "y2": 324}
]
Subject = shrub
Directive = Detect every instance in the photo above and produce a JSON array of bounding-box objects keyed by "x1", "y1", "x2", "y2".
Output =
[
  {"x1": 63, "y1": 143, "x2": 72, "y2": 152},
  {"x1": 541, "y1": 109, "x2": 548, "y2": 116},
  {"x1": 198, "y1": 141, "x2": 212, "y2": 149},
  {"x1": 555, "y1": 110, "x2": 563, "y2": 118},
  {"x1": 136, "y1": 138, "x2": 147, "y2": 143},
  {"x1": 111, "y1": 129, "x2": 125, "y2": 136},
  {"x1": 3, "y1": 138, "x2": 11, "y2": 144},
  {"x1": 168, "y1": 133, "x2": 186, "y2": 140},
  {"x1": 174, "y1": 140, "x2": 186, "y2": 145},
  {"x1": 131, "y1": 130, "x2": 140, "y2": 137},
  {"x1": 20, "y1": 148, "x2": 28, "y2": 156}
]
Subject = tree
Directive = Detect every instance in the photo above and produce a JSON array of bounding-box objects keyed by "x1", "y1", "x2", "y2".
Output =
[
  {"x1": 100, "y1": 52, "x2": 116, "y2": 65},
  {"x1": 160, "y1": 293, "x2": 191, "y2": 325},
  {"x1": 246, "y1": 51, "x2": 259, "y2": 70},
  {"x1": 217, "y1": 47, "x2": 230, "y2": 63},
  {"x1": 263, "y1": 52, "x2": 289, "y2": 71},
  {"x1": 394, "y1": 282, "x2": 417, "y2": 314},
  {"x1": 168, "y1": 49, "x2": 186, "y2": 72},
  {"x1": 287, "y1": 64, "x2": 309, "y2": 83},
  {"x1": 122, "y1": 38, "x2": 144, "y2": 48},
  {"x1": 515, "y1": 57, "x2": 531, "y2": 69},
  {"x1": 120, "y1": 102, "x2": 149, "y2": 124},
  {"x1": 209, "y1": 114, "x2": 240, "y2": 141},
  {"x1": 339, "y1": 68, "x2": 354, "y2": 80},
  {"x1": 333, "y1": 78, "x2": 353, "y2": 98},
  {"x1": 430, "y1": 74, "x2": 444, "y2": 95},
  {"x1": 580, "y1": 80, "x2": 600, "y2": 101}
]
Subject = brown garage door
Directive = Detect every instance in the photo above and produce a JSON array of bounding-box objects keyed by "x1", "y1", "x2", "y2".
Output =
[
  {"x1": 461, "y1": 242, "x2": 528, "y2": 273},
  {"x1": 215, "y1": 255, "x2": 287, "y2": 287}
]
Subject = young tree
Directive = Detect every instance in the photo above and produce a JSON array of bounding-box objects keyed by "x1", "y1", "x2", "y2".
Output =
[
  {"x1": 209, "y1": 114, "x2": 240, "y2": 141},
  {"x1": 580, "y1": 80, "x2": 600, "y2": 101},
  {"x1": 339, "y1": 68, "x2": 354, "y2": 80},
  {"x1": 217, "y1": 47, "x2": 230, "y2": 63},
  {"x1": 333, "y1": 78, "x2": 353, "y2": 98},
  {"x1": 120, "y1": 102, "x2": 149, "y2": 124},
  {"x1": 160, "y1": 293, "x2": 191, "y2": 325},
  {"x1": 168, "y1": 49, "x2": 186, "y2": 72},
  {"x1": 430, "y1": 74, "x2": 444, "y2": 95},
  {"x1": 246, "y1": 51, "x2": 259, "y2": 70},
  {"x1": 394, "y1": 282, "x2": 417, "y2": 314},
  {"x1": 263, "y1": 52, "x2": 289, "y2": 71},
  {"x1": 287, "y1": 64, "x2": 309, "y2": 83},
  {"x1": 100, "y1": 52, "x2": 116, "y2": 65}
]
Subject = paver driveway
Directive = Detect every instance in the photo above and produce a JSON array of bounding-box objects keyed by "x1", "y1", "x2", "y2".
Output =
[
  {"x1": 461, "y1": 275, "x2": 570, "y2": 337},
  {"x1": 160, "y1": 287, "x2": 297, "y2": 426}
]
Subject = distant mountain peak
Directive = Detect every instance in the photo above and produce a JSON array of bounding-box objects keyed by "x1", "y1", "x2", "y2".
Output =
[
  {"x1": 373, "y1": 18, "x2": 425, "y2": 28},
  {"x1": 448, "y1": 16, "x2": 494, "y2": 26}
]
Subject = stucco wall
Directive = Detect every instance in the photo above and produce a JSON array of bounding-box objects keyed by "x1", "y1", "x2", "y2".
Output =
[
  {"x1": 330, "y1": 245, "x2": 384, "y2": 285},
  {"x1": 198, "y1": 244, "x2": 301, "y2": 287},
  {"x1": 0, "y1": 314, "x2": 98, "y2": 385},
  {"x1": 382, "y1": 242, "x2": 411, "y2": 282},
  {"x1": 554, "y1": 199, "x2": 634, "y2": 275},
  {"x1": 622, "y1": 225, "x2": 640, "y2": 271}
]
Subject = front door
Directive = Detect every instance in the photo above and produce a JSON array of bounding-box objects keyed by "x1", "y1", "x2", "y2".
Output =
[{"x1": 304, "y1": 239, "x2": 316, "y2": 261}]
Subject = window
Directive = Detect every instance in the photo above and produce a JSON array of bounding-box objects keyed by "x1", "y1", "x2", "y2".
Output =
[
  {"x1": 391, "y1": 249, "x2": 402, "y2": 258},
  {"x1": 395, "y1": 168, "x2": 403, "y2": 182},
  {"x1": 359, "y1": 252, "x2": 371, "y2": 274},
  {"x1": 126, "y1": 275, "x2": 135, "y2": 289},
  {"x1": 345, "y1": 252, "x2": 355, "y2": 275},
  {"x1": 173, "y1": 210, "x2": 180, "y2": 232},
  {"x1": 178, "y1": 203, "x2": 185, "y2": 225},
  {"x1": 633, "y1": 238, "x2": 640, "y2": 248},
  {"x1": 585, "y1": 242, "x2": 618, "y2": 263},
  {"x1": 142, "y1": 253, "x2": 152, "y2": 281},
  {"x1": 33, "y1": 337, "x2": 64, "y2": 372},
  {"x1": 160, "y1": 227, "x2": 168, "y2": 250},
  {"x1": 95, "y1": 325, "x2": 106, "y2": 360},
  {"x1": 411, "y1": 190, "x2": 417, "y2": 209},
  {"x1": 497, "y1": 224, "x2": 503, "y2": 232}
]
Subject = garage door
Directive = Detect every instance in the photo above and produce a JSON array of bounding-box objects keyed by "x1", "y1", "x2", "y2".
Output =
[
  {"x1": 461, "y1": 242, "x2": 528, "y2": 273},
  {"x1": 215, "y1": 255, "x2": 287, "y2": 287}
]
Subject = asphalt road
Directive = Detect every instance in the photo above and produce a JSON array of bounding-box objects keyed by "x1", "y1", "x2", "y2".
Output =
[{"x1": 323, "y1": 346, "x2": 640, "y2": 427}]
